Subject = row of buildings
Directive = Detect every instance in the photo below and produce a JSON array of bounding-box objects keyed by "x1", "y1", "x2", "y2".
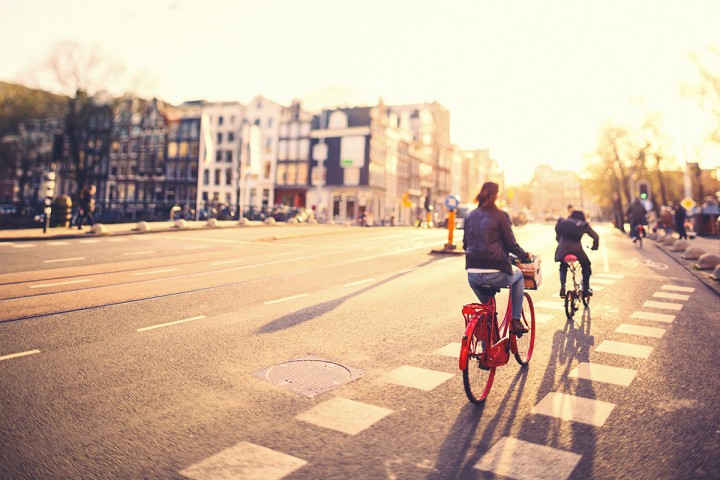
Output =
[{"x1": 3, "y1": 91, "x2": 504, "y2": 226}]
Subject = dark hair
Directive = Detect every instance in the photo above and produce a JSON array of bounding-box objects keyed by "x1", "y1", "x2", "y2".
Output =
[
  {"x1": 569, "y1": 209, "x2": 586, "y2": 221},
  {"x1": 475, "y1": 182, "x2": 499, "y2": 207}
]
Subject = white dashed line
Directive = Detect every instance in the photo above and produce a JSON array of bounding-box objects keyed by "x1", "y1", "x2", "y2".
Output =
[
  {"x1": 78, "y1": 239, "x2": 100, "y2": 244},
  {"x1": 30, "y1": 279, "x2": 90, "y2": 288},
  {"x1": 535, "y1": 313, "x2": 554, "y2": 324},
  {"x1": 591, "y1": 278, "x2": 615, "y2": 285},
  {"x1": 594, "y1": 273, "x2": 624, "y2": 279},
  {"x1": 344, "y1": 278, "x2": 374, "y2": 287},
  {"x1": 534, "y1": 300, "x2": 564, "y2": 310},
  {"x1": 264, "y1": 294, "x2": 308, "y2": 305},
  {"x1": 123, "y1": 250, "x2": 156, "y2": 256},
  {"x1": 475, "y1": 436, "x2": 582, "y2": 480},
  {"x1": 0, "y1": 349, "x2": 41, "y2": 362},
  {"x1": 643, "y1": 300, "x2": 683, "y2": 311},
  {"x1": 569, "y1": 362, "x2": 638, "y2": 386},
  {"x1": 12, "y1": 244, "x2": 35, "y2": 248},
  {"x1": 296, "y1": 397, "x2": 393, "y2": 435},
  {"x1": 595, "y1": 340, "x2": 653, "y2": 359},
  {"x1": 433, "y1": 343, "x2": 462, "y2": 357},
  {"x1": 661, "y1": 285, "x2": 694, "y2": 293},
  {"x1": 531, "y1": 391, "x2": 616, "y2": 426},
  {"x1": 46, "y1": 241, "x2": 69, "y2": 246},
  {"x1": 179, "y1": 441, "x2": 307, "y2": 480},
  {"x1": 630, "y1": 311, "x2": 675, "y2": 323},
  {"x1": 43, "y1": 257, "x2": 86, "y2": 263},
  {"x1": 209, "y1": 258, "x2": 243, "y2": 266},
  {"x1": 137, "y1": 315, "x2": 206, "y2": 332},
  {"x1": 652, "y1": 292, "x2": 690, "y2": 301},
  {"x1": 134, "y1": 268, "x2": 179, "y2": 276},
  {"x1": 616, "y1": 323, "x2": 666, "y2": 338}
]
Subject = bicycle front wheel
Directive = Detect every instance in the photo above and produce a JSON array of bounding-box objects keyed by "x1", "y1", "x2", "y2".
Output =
[
  {"x1": 462, "y1": 315, "x2": 495, "y2": 403},
  {"x1": 564, "y1": 291, "x2": 577, "y2": 319},
  {"x1": 514, "y1": 292, "x2": 536, "y2": 365}
]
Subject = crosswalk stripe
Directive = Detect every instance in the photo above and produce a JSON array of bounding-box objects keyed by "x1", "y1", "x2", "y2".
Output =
[
  {"x1": 296, "y1": 397, "x2": 393, "y2": 435},
  {"x1": 531, "y1": 391, "x2": 615, "y2": 426},
  {"x1": 382, "y1": 365, "x2": 454, "y2": 391},
  {"x1": 535, "y1": 313, "x2": 554, "y2": 324},
  {"x1": 594, "y1": 273, "x2": 624, "y2": 279},
  {"x1": 643, "y1": 300, "x2": 683, "y2": 311},
  {"x1": 534, "y1": 300, "x2": 564, "y2": 310},
  {"x1": 433, "y1": 343, "x2": 461, "y2": 357},
  {"x1": 591, "y1": 278, "x2": 615, "y2": 285},
  {"x1": 661, "y1": 285, "x2": 694, "y2": 293},
  {"x1": 569, "y1": 362, "x2": 638, "y2": 386},
  {"x1": 596, "y1": 340, "x2": 653, "y2": 359},
  {"x1": 653, "y1": 292, "x2": 690, "y2": 301},
  {"x1": 631, "y1": 311, "x2": 675, "y2": 323},
  {"x1": 475, "y1": 436, "x2": 581, "y2": 480},
  {"x1": 178, "y1": 441, "x2": 306, "y2": 480},
  {"x1": 616, "y1": 323, "x2": 666, "y2": 338}
]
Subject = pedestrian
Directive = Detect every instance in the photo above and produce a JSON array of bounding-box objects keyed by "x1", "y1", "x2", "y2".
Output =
[
  {"x1": 674, "y1": 202, "x2": 688, "y2": 240},
  {"x1": 555, "y1": 209, "x2": 599, "y2": 297},
  {"x1": 76, "y1": 184, "x2": 96, "y2": 230},
  {"x1": 463, "y1": 181, "x2": 532, "y2": 336},
  {"x1": 660, "y1": 205, "x2": 674, "y2": 236}
]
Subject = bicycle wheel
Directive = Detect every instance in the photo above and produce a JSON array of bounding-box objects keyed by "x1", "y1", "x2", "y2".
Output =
[
  {"x1": 514, "y1": 293, "x2": 536, "y2": 365},
  {"x1": 564, "y1": 291, "x2": 577, "y2": 319},
  {"x1": 462, "y1": 314, "x2": 495, "y2": 403}
]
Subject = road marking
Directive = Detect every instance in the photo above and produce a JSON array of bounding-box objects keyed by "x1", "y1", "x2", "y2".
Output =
[
  {"x1": 592, "y1": 286, "x2": 605, "y2": 292},
  {"x1": 178, "y1": 441, "x2": 306, "y2": 480},
  {"x1": 652, "y1": 292, "x2": 690, "y2": 301},
  {"x1": 569, "y1": 362, "x2": 638, "y2": 386},
  {"x1": 134, "y1": 268, "x2": 180, "y2": 276},
  {"x1": 535, "y1": 313, "x2": 554, "y2": 324},
  {"x1": 43, "y1": 257, "x2": 86, "y2": 263},
  {"x1": 433, "y1": 342, "x2": 461, "y2": 357},
  {"x1": 137, "y1": 315, "x2": 206, "y2": 332},
  {"x1": 183, "y1": 236, "x2": 251, "y2": 245},
  {"x1": 30, "y1": 279, "x2": 90, "y2": 288},
  {"x1": 0, "y1": 349, "x2": 41, "y2": 362},
  {"x1": 643, "y1": 300, "x2": 683, "y2": 311},
  {"x1": 534, "y1": 300, "x2": 564, "y2": 310},
  {"x1": 107, "y1": 237, "x2": 127, "y2": 242},
  {"x1": 209, "y1": 258, "x2": 243, "y2": 266},
  {"x1": 382, "y1": 365, "x2": 454, "y2": 391},
  {"x1": 594, "y1": 273, "x2": 624, "y2": 279},
  {"x1": 531, "y1": 391, "x2": 616, "y2": 426},
  {"x1": 296, "y1": 397, "x2": 393, "y2": 435},
  {"x1": 78, "y1": 239, "x2": 100, "y2": 244},
  {"x1": 596, "y1": 340, "x2": 653, "y2": 358},
  {"x1": 475, "y1": 436, "x2": 581, "y2": 480},
  {"x1": 46, "y1": 241, "x2": 69, "y2": 246},
  {"x1": 0, "y1": 242, "x2": 13, "y2": 246},
  {"x1": 344, "y1": 278, "x2": 374, "y2": 287},
  {"x1": 264, "y1": 294, "x2": 308, "y2": 305},
  {"x1": 631, "y1": 311, "x2": 675, "y2": 323},
  {"x1": 591, "y1": 278, "x2": 615, "y2": 285},
  {"x1": 616, "y1": 323, "x2": 666, "y2": 338},
  {"x1": 123, "y1": 250, "x2": 156, "y2": 256},
  {"x1": 12, "y1": 244, "x2": 35, "y2": 248},
  {"x1": 661, "y1": 285, "x2": 694, "y2": 293},
  {"x1": 183, "y1": 245, "x2": 208, "y2": 250}
]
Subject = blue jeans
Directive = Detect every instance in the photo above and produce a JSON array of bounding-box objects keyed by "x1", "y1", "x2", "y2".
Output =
[{"x1": 468, "y1": 266, "x2": 525, "y2": 320}]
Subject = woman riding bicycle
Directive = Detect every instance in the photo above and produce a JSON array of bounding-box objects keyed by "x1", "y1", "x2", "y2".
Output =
[
  {"x1": 555, "y1": 209, "x2": 599, "y2": 297},
  {"x1": 463, "y1": 182, "x2": 532, "y2": 336}
]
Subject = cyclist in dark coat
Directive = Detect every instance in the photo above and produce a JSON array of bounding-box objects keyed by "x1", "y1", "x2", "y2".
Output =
[
  {"x1": 626, "y1": 198, "x2": 647, "y2": 242},
  {"x1": 555, "y1": 209, "x2": 599, "y2": 297},
  {"x1": 463, "y1": 181, "x2": 532, "y2": 335}
]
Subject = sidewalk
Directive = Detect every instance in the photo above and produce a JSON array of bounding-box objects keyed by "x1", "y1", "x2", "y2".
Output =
[
  {"x1": 0, "y1": 219, "x2": 279, "y2": 242},
  {"x1": 616, "y1": 228, "x2": 720, "y2": 297}
]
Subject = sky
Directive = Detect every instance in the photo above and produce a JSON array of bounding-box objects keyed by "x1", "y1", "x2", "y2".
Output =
[{"x1": 1, "y1": 0, "x2": 718, "y2": 186}]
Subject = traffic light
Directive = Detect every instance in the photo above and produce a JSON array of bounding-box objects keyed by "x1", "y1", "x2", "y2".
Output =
[
  {"x1": 638, "y1": 180, "x2": 650, "y2": 200},
  {"x1": 43, "y1": 172, "x2": 56, "y2": 200}
]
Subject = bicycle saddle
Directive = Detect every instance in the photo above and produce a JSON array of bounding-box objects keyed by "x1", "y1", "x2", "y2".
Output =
[
  {"x1": 563, "y1": 254, "x2": 578, "y2": 263},
  {"x1": 476, "y1": 285, "x2": 502, "y2": 296}
]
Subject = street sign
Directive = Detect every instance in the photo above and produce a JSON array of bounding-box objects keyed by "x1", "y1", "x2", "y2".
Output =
[
  {"x1": 445, "y1": 195, "x2": 459, "y2": 210},
  {"x1": 680, "y1": 197, "x2": 696, "y2": 211}
]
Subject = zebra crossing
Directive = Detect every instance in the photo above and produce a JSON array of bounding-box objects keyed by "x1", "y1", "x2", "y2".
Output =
[{"x1": 178, "y1": 271, "x2": 694, "y2": 480}]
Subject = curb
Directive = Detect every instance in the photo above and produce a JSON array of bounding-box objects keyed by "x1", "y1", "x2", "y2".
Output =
[{"x1": 651, "y1": 239, "x2": 720, "y2": 298}]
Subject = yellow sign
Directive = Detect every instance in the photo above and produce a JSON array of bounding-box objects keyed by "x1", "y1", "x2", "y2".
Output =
[{"x1": 680, "y1": 197, "x2": 696, "y2": 210}]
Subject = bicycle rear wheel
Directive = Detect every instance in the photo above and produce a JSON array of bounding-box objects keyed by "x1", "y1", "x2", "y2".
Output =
[
  {"x1": 462, "y1": 314, "x2": 495, "y2": 403},
  {"x1": 564, "y1": 291, "x2": 578, "y2": 319},
  {"x1": 514, "y1": 293, "x2": 536, "y2": 365}
]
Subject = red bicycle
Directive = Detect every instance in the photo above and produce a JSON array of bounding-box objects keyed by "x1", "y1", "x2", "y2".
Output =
[{"x1": 459, "y1": 287, "x2": 536, "y2": 403}]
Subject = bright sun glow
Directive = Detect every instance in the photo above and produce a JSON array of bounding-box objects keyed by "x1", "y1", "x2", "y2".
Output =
[{"x1": 2, "y1": 0, "x2": 718, "y2": 185}]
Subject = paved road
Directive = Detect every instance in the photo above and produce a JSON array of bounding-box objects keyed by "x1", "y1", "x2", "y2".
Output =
[{"x1": 1, "y1": 223, "x2": 718, "y2": 479}]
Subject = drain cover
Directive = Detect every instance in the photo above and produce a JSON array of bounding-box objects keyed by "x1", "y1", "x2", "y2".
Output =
[{"x1": 252, "y1": 355, "x2": 365, "y2": 397}]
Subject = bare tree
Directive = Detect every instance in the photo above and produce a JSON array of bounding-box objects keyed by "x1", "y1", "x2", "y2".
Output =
[{"x1": 690, "y1": 46, "x2": 720, "y2": 144}]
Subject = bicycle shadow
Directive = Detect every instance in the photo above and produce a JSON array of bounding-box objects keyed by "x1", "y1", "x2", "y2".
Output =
[
  {"x1": 256, "y1": 255, "x2": 448, "y2": 334},
  {"x1": 429, "y1": 367, "x2": 530, "y2": 479}
]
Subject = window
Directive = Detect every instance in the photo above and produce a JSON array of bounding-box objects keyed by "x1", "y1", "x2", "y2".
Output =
[
  {"x1": 287, "y1": 163, "x2": 297, "y2": 184},
  {"x1": 288, "y1": 139, "x2": 298, "y2": 159},
  {"x1": 215, "y1": 169, "x2": 221, "y2": 185},
  {"x1": 264, "y1": 161, "x2": 271, "y2": 179},
  {"x1": 228, "y1": 132, "x2": 235, "y2": 142},
  {"x1": 203, "y1": 169, "x2": 209, "y2": 185},
  {"x1": 179, "y1": 142, "x2": 188, "y2": 157},
  {"x1": 267, "y1": 118, "x2": 273, "y2": 128},
  {"x1": 226, "y1": 151, "x2": 233, "y2": 163},
  {"x1": 297, "y1": 163, "x2": 308, "y2": 184},
  {"x1": 290, "y1": 123, "x2": 298, "y2": 138},
  {"x1": 276, "y1": 164, "x2": 287, "y2": 185},
  {"x1": 218, "y1": 116, "x2": 224, "y2": 126},
  {"x1": 298, "y1": 139, "x2": 309, "y2": 160},
  {"x1": 216, "y1": 150, "x2": 223, "y2": 162},
  {"x1": 278, "y1": 140, "x2": 287, "y2": 160},
  {"x1": 217, "y1": 132, "x2": 223, "y2": 144},
  {"x1": 226, "y1": 168, "x2": 232, "y2": 185},
  {"x1": 265, "y1": 138, "x2": 272, "y2": 152}
]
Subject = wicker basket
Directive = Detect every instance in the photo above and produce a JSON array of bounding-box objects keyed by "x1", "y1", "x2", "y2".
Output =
[{"x1": 516, "y1": 256, "x2": 541, "y2": 290}]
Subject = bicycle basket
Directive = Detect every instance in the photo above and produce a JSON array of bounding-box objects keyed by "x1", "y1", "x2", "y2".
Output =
[
  {"x1": 462, "y1": 303, "x2": 493, "y2": 327},
  {"x1": 516, "y1": 255, "x2": 542, "y2": 290}
]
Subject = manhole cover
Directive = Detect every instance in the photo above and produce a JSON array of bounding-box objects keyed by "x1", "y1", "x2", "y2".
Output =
[{"x1": 252, "y1": 355, "x2": 365, "y2": 397}]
